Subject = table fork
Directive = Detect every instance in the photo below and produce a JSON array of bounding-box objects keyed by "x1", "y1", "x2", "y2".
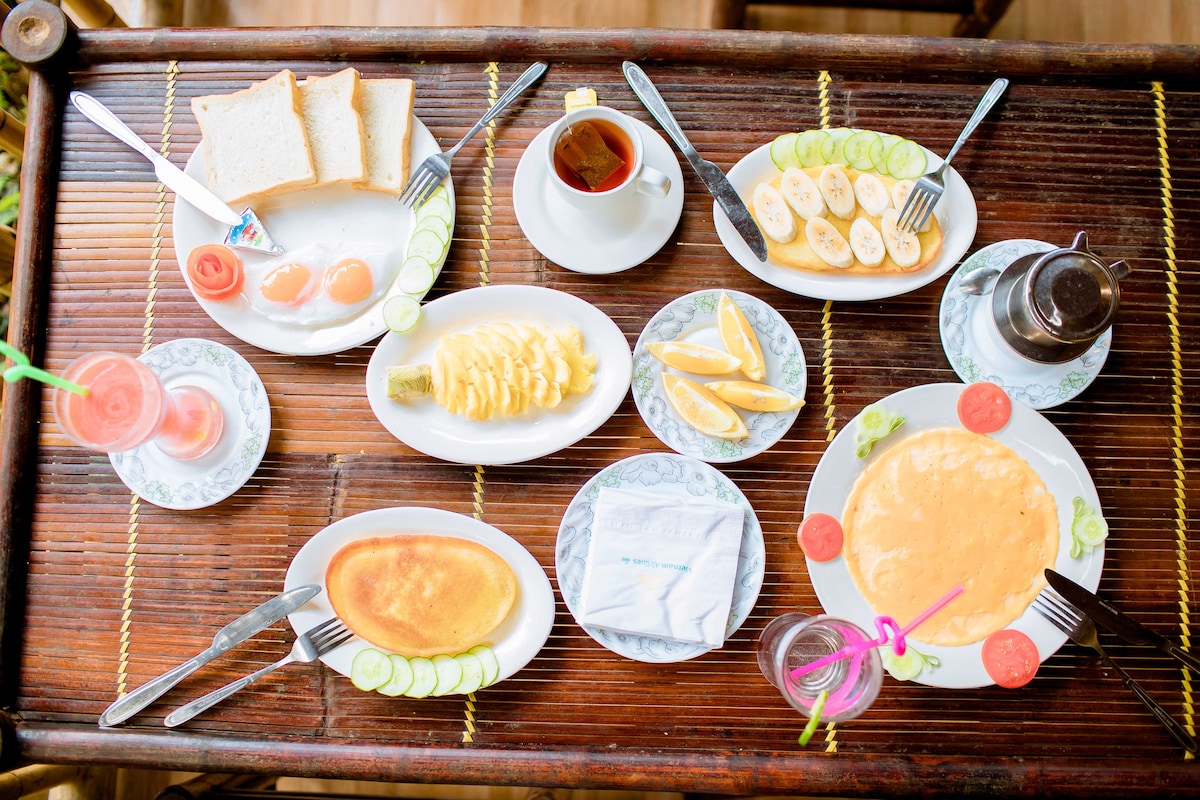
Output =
[
  {"x1": 400, "y1": 61, "x2": 548, "y2": 208},
  {"x1": 1032, "y1": 591, "x2": 1197, "y2": 753},
  {"x1": 163, "y1": 617, "x2": 354, "y2": 727},
  {"x1": 896, "y1": 78, "x2": 1008, "y2": 234}
]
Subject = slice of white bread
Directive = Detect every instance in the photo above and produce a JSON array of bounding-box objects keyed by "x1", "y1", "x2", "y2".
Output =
[
  {"x1": 191, "y1": 69, "x2": 317, "y2": 204},
  {"x1": 354, "y1": 78, "x2": 416, "y2": 194},
  {"x1": 300, "y1": 68, "x2": 366, "y2": 187}
]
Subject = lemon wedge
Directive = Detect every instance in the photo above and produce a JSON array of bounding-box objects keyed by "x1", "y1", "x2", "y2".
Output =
[
  {"x1": 716, "y1": 292, "x2": 766, "y2": 381},
  {"x1": 662, "y1": 373, "x2": 748, "y2": 439},
  {"x1": 705, "y1": 380, "x2": 804, "y2": 412},
  {"x1": 646, "y1": 340, "x2": 742, "y2": 375}
]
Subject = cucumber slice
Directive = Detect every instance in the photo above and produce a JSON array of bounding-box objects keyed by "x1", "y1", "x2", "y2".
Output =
[
  {"x1": 819, "y1": 127, "x2": 854, "y2": 165},
  {"x1": 376, "y1": 654, "x2": 416, "y2": 697},
  {"x1": 383, "y1": 295, "x2": 421, "y2": 333},
  {"x1": 431, "y1": 653, "x2": 464, "y2": 696},
  {"x1": 452, "y1": 652, "x2": 486, "y2": 694},
  {"x1": 396, "y1": 256, "x2": 436, "y2": 295},
  {"x1": 424, "y1": 182, "x2": 451, "y2": 207},
  {"x1": 870, "y1": 133, "x2": 903, "y2": 174},
  {"x1": 885, "y1": 139, "x2": 927, "y2": 180},
  {"x1": 407, "y1": 229, "x2": 447, "y2": 265},
  {"x1": 843, "y1": 130, "x2": 880, "y2": 171},
  {"x1": 415, "y1": 193, "x2": 453, "y2": 225},
  {"x1": 769, "y1": 133, "x2": 801, "y2": 171},
  {"x1": 468, "y1": 644, "x2": 500, "y2": 687},
  {"x1": 412, "y1": 215, "x2": 451, "y2": 243},
  {"x1": 793, "y1": 130, "x2": 828, "y2": 168},
  {"x1": 404, "y1": 657, "x2": 438, "y2": 698},
  {"x1": 350, "y1": 648, "x2": 393, "y2": 691}
]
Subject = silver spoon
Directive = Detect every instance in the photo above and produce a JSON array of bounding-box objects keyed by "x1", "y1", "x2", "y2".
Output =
[{"x1": 958, "y1": 266, "x2": 1001, "y2": 295}]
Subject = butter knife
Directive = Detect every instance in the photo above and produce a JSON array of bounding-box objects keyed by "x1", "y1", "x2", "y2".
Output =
[
  {"x1": 1045, "y1": 569, "x2": 1200, "y2": 675},
  {"x1": 98, "y1": 584, "x2": 321, "y2": 727},
  {"x1": 621, "y1": 62, "x2": 768, "y2": 262}
]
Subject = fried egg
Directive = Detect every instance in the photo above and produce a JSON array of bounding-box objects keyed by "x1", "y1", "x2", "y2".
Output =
[{"x1": 246, "y1": 241, "x2": 400, "y2": 327}]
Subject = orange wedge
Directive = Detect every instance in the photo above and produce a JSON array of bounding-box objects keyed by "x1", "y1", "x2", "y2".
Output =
[
  {"x1": 717, "y1": 292, "x2": 766, "y2": 381},
  {"x1": 705, "y1": 380, "x2": 805, "y2": 412},
  {"x1": 662, "y1": 373, "x2": 748, "y2": 439},
  {"x1": 646, "y1": 340, "x2": 742, "y2": 375}
]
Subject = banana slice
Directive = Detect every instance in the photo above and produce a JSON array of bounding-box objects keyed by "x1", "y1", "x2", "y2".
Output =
[
  {"x1": 805, "y1": 217, "x2": 854, "y2": 269},
  {"x1": 752, "y1": 182, "x2": 798, "y2": 243},
  {"x1": 780, "y1": 167, "x2": 827, "y2": 220},
  {"x1": 848, "y1": 217, "x2": 886, "y2": 267},
  {"x1": 880, "y1": 208, "x2": 922, "y2": 268},
  {"x1": 817, "y1": 164, "x2": 856, "y2": 220},
  {"x1": 853, "y1": 172, "x2": 891, "y2": 218},
  {"x1": 890, "y1": 179, "x2": 931, "y2": 232}
]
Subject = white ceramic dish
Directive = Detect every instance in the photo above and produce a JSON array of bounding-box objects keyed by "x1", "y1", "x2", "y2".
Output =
[
  {"x1": 632, "y1": 289, "x2": 806, "y2": 463},
  {"x1": 365, "y1": 284, "x2": 633, "y2": 465},
  {"x1": 805, "y1": 382, "x2": 1105, "y2": 689},
  {"x1": 173, "y1": 117, "x2": 452, "y2": 356},
  {"x1": 556, "y1": 452, "x2": 765, "y2": 663},
  {"x1": 715, "y1": 139, "x2": 977, "y2": 301},
  {"x1": 284, "y1": 506, "x2": 554, "y2": 691}
]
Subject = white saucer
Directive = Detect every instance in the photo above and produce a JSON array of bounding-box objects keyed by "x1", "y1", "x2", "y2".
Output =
[
  {"x1": 109, "y1": 339, "x2": 270, "y2": 510},
  {"x1": 513, "y1": 118, "x2": 685, "y2": 274},
  {"x1": 940, "y1": 239, "x2": 1112, "y2": 410}
]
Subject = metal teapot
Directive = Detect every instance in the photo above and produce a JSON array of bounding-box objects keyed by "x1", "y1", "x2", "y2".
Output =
[{"x1": 990, "y1": 231, "x2": 1130, "y2": 363}]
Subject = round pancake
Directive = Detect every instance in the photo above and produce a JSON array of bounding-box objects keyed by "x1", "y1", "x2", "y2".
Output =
[
  {"x1": 842, "y1": 428, "x2": 1058, "y2": 647},
  {"x1": 326, "y1": 534, "x2": 518, "y2": 657}
]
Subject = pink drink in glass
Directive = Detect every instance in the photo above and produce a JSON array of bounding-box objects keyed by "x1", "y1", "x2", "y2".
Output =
[
  {"x1": 53, "y1": 351, "x2": 223, "y2": 460},
  {"x1": 756, "y1": 612, "x2": 883, "y2": 722}
]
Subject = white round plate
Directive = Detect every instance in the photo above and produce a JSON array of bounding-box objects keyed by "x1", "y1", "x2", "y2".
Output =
[
  {"x1": 940, "y1": 239, "x2": 1112, "y2": 410},
  {"x1": 715, "y1": 139, "x2": 977, "y2": 301},
  {"x1": 805, "y1": 382, "x2": 1105, "y2": 689},
  {"x1": 556, "y1": 452, "x2": 765, "y2": 663},
  {"x1": 366, "y1": 284, "x2": 633, "y2": 465},
  {"x1": 512, "y1": 118, "x2": 685, "y2": 274},
  {"x1": 173, "y1": 116, "x2": 452, "y2": 356},
  {"x1": 632, "y1": 289, "x2": 806, "y2": 463},
  {"x1": 284, "y1": 507, "x2": 554, "y2": 691},
  {"x1": 109, "y1": 338, "x2": 270, "y2": 510}
]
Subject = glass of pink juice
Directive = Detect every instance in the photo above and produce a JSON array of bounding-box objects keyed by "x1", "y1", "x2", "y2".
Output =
[
  {"x1": 53, "y1": 351, "x2": 223, "y2": 460},
  {"x1": 756, "y1": 612, "x2": 883, "y2": 722}
]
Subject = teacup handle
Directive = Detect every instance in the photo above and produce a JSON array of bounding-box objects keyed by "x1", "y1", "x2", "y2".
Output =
[{"x1": 634, "y1": 163, "x2": 671, "y2": 199}]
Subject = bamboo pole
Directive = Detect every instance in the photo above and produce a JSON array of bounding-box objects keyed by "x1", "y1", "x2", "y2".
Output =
[
  {"x1": 0, "y1": 110, "x2": 22, "y2": 157},
  {"x1": 61, "y1": 0, "x2": 125, "y2": 28}
]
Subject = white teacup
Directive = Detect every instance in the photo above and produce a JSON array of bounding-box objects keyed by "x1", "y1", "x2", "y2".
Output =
[{"x1": 544, "y1": 105, "x2": 671, "y2": 213}]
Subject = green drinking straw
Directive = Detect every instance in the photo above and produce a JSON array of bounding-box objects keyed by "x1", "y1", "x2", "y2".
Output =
[{"x1": 0, "y1": 340, "x2": 89, "y2": 395}]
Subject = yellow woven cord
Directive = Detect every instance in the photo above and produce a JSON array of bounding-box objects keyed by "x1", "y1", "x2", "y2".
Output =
[
  {"x1": 1153, "y1": 80, "x2": 1195, "y2": 756},
  {"x1": 818, "y1": 69, "x2": 832, "y2": 131}
]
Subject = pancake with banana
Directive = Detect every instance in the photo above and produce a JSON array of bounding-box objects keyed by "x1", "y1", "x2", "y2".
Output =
[{"x1": 326, "y1": 534, "x2": 518, "y2": 657}]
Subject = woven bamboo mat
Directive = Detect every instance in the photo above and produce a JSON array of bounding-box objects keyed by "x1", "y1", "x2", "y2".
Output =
[{"x1": 11, "y1": 45, "x2": 1200, "y2": 789}]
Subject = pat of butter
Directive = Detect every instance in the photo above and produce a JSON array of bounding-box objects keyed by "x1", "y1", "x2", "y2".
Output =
[{"x1": 564, "y1": 87, "x2": 598, "y2": 113}]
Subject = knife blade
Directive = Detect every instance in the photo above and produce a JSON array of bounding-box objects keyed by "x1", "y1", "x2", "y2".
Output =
[
  {"x1": 70, "y1": 91, "x2": 245, "y2": 227},
  {"x1": 1045, "y1": 569, "x2": 1200, "y2": 675},
  {"x1": 621, "y1": 62, "x2": 768, "y2": 262},
  {"x1": 98, "y1": 583, "x2": 321, "y2": 727}
]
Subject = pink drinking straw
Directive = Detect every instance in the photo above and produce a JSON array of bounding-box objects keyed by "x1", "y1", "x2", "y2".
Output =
[
  {"x1": 789, "y1": 583, "x2": 966, "y2": 679},
  {"x1": 1, "y1": 340, "x2": 89, "y2": 395}
]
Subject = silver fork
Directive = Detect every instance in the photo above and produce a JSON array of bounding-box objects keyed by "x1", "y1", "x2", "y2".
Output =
[
  {"x1": 162, "y1": 617, "x2": 354, "y2": 727},
  {"x1": 896, "y1": 77, "x2": 1009, "y2": 234},
  {"x1": 1033, "y1": 591, "x2": 1197, "y2": 753},
  {"x1": 400, "y1": 61, "x2": 548, "y2": 208}
]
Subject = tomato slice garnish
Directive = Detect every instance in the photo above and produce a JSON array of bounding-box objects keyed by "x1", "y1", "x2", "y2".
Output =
[
  {"x1": 798, "y1": 513, "x2": 844, "y2": 562},
  {"x1": 982, "y1": 628, "x2": 1039, "y2": 688},
  {"x1": 186, "y1": 244, "x2": 244, "y2": 302},
  {"x1": 957, "y1": 381, "x2": 1012, "y2": 434}
]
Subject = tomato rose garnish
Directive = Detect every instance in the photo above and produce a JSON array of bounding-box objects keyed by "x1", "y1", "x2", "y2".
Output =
[{"x1": 186, "y1": 244, "x2": 244, "y2": 302}]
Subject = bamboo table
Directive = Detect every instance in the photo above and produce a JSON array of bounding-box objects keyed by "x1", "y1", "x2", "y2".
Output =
[{"x1": 1, "y1": 3, "x2": 1198, "y2": 796}]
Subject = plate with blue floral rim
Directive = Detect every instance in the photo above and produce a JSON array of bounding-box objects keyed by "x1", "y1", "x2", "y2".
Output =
[
  {"x1": 632, "y1": 289, "x2": 806, "y2": 463},
  {"x1": 940, "y1": 239, "x2": 1112, "y2": 410},
  {"x1": 109, "y1": 338, "x2": 270, "y2": 510},
  {"x1": 556, "y1": 452, "x2": 765, "y2": 663}
]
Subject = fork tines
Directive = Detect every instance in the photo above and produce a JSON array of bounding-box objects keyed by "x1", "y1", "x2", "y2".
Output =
[
  {"x1": 399, "y1": 164, "x2": 446, "y2": 209},
  {"x1": 1032, "y1": 590, "x2": 1081, "y2": 633},
  {"x1": 306, "y1": 617, "x2": 355, "y2": 653},
  {"x1": 896, "y1": 183, "x2": 939, "y2": 234}
]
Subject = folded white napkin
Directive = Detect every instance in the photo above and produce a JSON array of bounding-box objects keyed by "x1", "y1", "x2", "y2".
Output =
[{"x1": 577, "y1": 486, "x2": 745, "y2": 649}]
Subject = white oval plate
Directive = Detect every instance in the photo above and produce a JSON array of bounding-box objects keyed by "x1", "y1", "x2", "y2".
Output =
[
  {"x1": 556, "y1": 452, "x2": 765, "y2": 663},
  {"x1": 805, "y1": 382, "x2": 1105, "y2": 689},
  {"x1": 632, "y1": 289, "x2": 806, "y2": 463},
  {"x1": 366, "y1": 285, "x2": 633, "y2": 465},
  {"x1": 284, "y1": 506, "x2": 554, "y2": 691},
  {"x1": 715, "y1": 139, "x2": 977, "y2": 302},
  {"x1": 173, "y1": 116, "x2": 452, "y2": 356}
]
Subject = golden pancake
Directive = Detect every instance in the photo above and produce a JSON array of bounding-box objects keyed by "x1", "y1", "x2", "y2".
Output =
[
  {"x1": 326, "y1": 534, "x2": 518, "y2": 657},
  {"x1": 842, "y1": 428, "x2": 1058, "y2": 647}
]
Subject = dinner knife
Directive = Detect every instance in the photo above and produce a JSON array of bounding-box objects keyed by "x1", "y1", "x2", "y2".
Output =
[
  {"x1": 98, "y1": 583, "x2": 321, "y2": 727},
  {"x1": 1045, "y1": 569, "x2": 1200, "y2": 675},
  {"x1": 70, "y1": 90, "x2": 245, "y2": 227},
  {"x1": 621, "y1": 62, "x2": 768, "y2": 262}
]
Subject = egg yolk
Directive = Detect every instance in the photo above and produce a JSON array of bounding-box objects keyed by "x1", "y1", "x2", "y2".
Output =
[
  {"x1": 324, "y1": 259, "x2": 374, "y2": 305},
  {"x1": 260, "y1": 263, "x2": 315, "y2": 305}
]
